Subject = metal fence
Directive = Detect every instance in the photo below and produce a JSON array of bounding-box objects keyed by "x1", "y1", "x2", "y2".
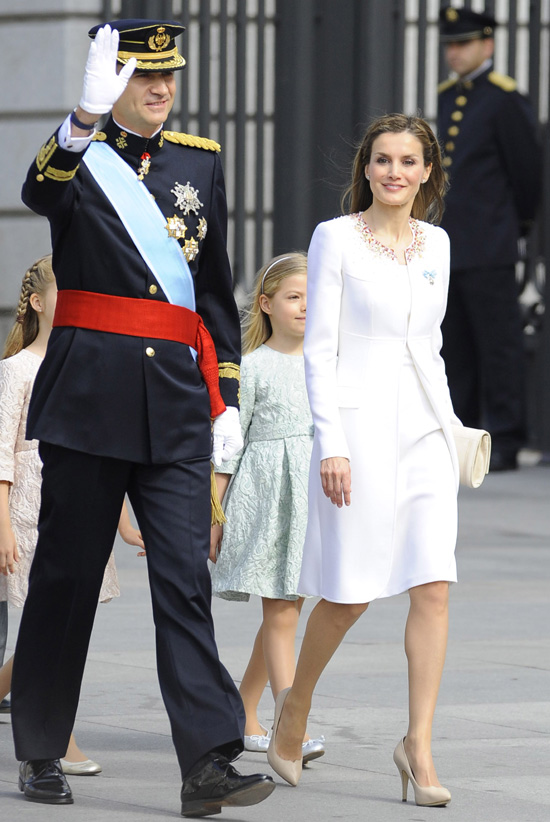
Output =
[
  {"x1": 273, "y1": 0, "x2": 549, "y2": 449},
  {"x1": 105, "y1": 0, "x2": 276, "y2": 296},
  {"x1": 103, "y1": 0, "x2": 549, "y2": 448}
]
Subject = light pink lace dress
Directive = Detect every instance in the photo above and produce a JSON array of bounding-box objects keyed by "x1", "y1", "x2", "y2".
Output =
[{"x1": 0, "y1": 349, "x2": 119, "y2": 607}]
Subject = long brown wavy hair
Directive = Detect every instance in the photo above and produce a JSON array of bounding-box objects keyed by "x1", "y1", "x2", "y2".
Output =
[
  {"x1": 342, "y1": 113, "x2": 448, "y2": 224},
  {"x1": 3, "y1": 255, "x2": 55, "y2": 359}
]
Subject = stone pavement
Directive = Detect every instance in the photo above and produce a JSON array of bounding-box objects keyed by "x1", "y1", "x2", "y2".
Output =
[{"x1": 0, "y1": 456, "x2": 548, "y2": 821}]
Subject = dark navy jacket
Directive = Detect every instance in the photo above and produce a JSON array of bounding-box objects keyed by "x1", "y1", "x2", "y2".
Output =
[
  {"x1": 22, "y1": 117, "x2": 241, "y2": 464},
  {"x1": 437, "y1": 66, "x2": 540, "y2": 270}
]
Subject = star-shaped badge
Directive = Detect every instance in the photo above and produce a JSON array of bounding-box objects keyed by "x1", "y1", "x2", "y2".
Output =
[
  {"x1": 165, "y1": 215, "x2": 187, "y2": 239},
  {"x1": 171, "y1": 181, "x2": 203, "y2": 216},
  {"x1": 183, "y1": 236, "x2": 199, "y2": 261}
]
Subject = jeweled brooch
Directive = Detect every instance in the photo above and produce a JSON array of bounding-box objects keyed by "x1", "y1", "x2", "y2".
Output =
[{"x1": 171, "y1": 181, "x2": 203, "y2": 215}]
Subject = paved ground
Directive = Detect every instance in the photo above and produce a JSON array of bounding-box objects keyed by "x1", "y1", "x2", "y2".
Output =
[{"x1": 1, "y1": 455, "x2": 548, "y2": 821}]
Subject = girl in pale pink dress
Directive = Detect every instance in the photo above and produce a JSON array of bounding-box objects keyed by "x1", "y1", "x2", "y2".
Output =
[{"x1": 0, "y1": 256, "x2": 142, "y2": 775}]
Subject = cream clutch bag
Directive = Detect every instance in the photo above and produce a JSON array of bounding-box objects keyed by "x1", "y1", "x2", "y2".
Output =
[{"x1": 451, "y1": 425, "x2": 492, "y2": 488}]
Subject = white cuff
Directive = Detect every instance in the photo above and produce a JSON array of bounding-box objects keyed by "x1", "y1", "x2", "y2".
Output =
[{"x1": 58, "y1": 114, "x2": 96, "y2": 153}]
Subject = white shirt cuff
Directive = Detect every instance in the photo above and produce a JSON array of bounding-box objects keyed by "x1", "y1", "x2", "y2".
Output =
[{"x1": 58, "y1": 114, "x2": 96, "y2": 152}]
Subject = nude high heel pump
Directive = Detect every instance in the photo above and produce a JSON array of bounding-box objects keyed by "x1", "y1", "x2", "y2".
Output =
[
  {"x1": 393, "y1": 738, "x2": 451, "y2": 807},
  {"x1": 267, "y1": 688, "x2": 302, "y2": 786}
]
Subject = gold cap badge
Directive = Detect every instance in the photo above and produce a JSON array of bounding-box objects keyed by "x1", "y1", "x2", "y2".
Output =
[{"x1": 148, "y1": 27, "x2": 171, "y2": 52}]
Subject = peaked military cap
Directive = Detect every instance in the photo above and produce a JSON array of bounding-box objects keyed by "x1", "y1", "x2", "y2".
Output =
[
  {"x1": 439, "y1": 6, "x2": 496, "y2": 42},
  {"x1": 88, "y1": 19, "x2": 186, "y2": 71}
]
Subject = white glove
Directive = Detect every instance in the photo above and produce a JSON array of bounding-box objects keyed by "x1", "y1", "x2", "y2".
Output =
[
  {"x1": 212, "y1": 407, "x2": 244, "y2": 467},
  {"x1": 79, "y1": 25, "x2": 137, "y2": 116}
]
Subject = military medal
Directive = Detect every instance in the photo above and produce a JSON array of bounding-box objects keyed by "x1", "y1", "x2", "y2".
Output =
[
  {"x1": 197, "y1": 217, "x2": 208, "y2": 241},
  {"x1": 165, "y1": 214, "x2": 187, "y2": 239},
  {"x1": 171, "y1": 181, "x2": 203, "y2": 215},
  {"x1": 183, "y1": 237, "x2": 199, "y2": 261},
  {"x1": 137, "y1": 152, "x2": 151, "y2": 181},
  {"x1": 168, "y1": 182, "x2": 206, "y2": 257}
]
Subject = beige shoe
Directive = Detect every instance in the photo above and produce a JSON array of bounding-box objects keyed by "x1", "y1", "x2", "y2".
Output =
[
  {"x1": 60, "y1": 758, "x2": 102, "y2": 776},
  {"x1": 266, "y1": 688, "x2": 302, "y2": 786},
  {"x1": 393, "y1": 738, "x2": 451, "y2": 807}
]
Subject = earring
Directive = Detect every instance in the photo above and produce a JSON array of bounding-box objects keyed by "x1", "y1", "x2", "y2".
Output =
[{"x1": 366, "y1": 174, "x2": 370, "y2": 180}]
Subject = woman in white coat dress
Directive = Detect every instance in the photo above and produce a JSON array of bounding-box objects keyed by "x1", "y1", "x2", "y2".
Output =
[{"x1": 267, "y1": 114, "x2": 460, "y2": 807}]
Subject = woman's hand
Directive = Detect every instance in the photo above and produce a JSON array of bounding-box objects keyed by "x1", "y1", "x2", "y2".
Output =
[
  {"x1": 320, "y1": 457, "x2": 351, "y2": 507},
  {"x1": 0, "y1": 524, "x2": 19, "y2": 576},
  {"x1": 210, "y1": 524, "x2": 223, "y2": 563}
]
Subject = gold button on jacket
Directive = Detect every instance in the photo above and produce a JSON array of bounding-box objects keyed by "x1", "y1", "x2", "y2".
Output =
[{"x1": 146, "y1": 347, "x2": 156, "y2": 357}]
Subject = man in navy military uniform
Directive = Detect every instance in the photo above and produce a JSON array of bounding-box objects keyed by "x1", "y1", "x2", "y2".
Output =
[
  {"x1": 12, "y1": 20, "x2": 275, "y2": 815},
  {"x1": 437, "y1": 6, "x2": 541, "y2": 470}
]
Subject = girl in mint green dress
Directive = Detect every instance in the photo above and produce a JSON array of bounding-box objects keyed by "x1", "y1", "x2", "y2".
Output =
[{"x1": 211, "y1": 253, "x2": 324, "y2": 763}]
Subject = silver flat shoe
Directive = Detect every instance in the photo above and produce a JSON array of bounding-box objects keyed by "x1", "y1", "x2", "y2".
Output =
[
  {"x1": 302, "y1": 736, "x2": 326, "y2": 764},
  {"x1": 244, "y1": 733, "x2": 270, "y2": 752},
  {"x1": 60, "y1": 758, "x2": 102, "y2": 776}
]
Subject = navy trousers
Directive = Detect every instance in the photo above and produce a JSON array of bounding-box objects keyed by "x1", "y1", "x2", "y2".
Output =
[
  {"x1": 441, "y1": 264, "x2": 526, "y2": 455},
  {"x1": 0, "y1": 601, "x2": 7, "y2": 667},
  {"x1": 11, "y1": 443, "x2": 244, "y2": 776}
]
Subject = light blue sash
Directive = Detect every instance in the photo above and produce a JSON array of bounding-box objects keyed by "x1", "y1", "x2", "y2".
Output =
[{"x1": 83, "y1": 141, "x2": 196, "y2": 311}]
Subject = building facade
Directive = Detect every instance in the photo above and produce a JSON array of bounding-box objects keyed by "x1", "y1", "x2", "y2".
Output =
[{"x1": 1, "y1": 0, "x2": 548, "y2": 447}]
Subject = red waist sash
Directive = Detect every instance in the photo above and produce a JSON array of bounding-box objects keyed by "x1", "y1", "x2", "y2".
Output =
[{"x1": 53, "y1": 290, "x2": 226, "y2": 419}]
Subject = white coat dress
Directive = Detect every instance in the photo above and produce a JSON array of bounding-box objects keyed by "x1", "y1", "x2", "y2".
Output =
[{"x1": 297, "y1": 214, "x2": 461, "y2": 604}]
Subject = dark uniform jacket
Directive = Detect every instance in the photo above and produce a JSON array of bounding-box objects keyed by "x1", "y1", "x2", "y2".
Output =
[
  {"x1": 22, "y1": 117, "x2": 241, "y2": 464},
  {"x1": 437, "y1": 65, "x2": 540, "y2": 270}
]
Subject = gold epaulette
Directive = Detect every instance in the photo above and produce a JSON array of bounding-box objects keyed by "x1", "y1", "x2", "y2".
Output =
[
  {"x1": 163, "y1": 131, "x2": 221, "y2": 152},
  {"x1": 438, "y1": 77, "x2": 458, "y2": 94},
  {"x1": 488, "y1": 72, "x2": 517, "y2": 92}
]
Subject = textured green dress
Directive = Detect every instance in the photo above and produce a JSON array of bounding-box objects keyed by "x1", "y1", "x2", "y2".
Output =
[{"x1": 211, "y1": 345, "x2": 314, "y2": 601}]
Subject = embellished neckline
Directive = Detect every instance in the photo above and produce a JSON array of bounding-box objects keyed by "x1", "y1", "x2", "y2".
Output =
[{"x1": 353, "y1": 213, "x2": 426, "y2": 263}]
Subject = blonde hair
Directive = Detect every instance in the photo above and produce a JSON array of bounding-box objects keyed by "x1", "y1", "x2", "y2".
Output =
[
  {"x1": 242, "y1": 252, "x2": 307, "y2": 354},
  {"x1": 3, "y1": 255, "x2": 55, "y2": 359},
  {"x1": 342, "y1": 113, "x2": 448, "y2": 224}
]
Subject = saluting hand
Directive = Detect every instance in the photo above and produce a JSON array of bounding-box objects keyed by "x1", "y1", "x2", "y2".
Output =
[{"x1": 79, "y1": 24, "x2": 137, "y2": 116}]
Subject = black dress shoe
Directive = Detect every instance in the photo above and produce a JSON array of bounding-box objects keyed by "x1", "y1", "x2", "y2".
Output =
[
  {"x1": 19, "y1": 759, "x2": 74, "y2": 804},
  {"x1": 180, "y1": 752, "x2": 275, "y2": 817},
  {"x1": 0, "y1": 697, "x2": 10, "y2": 713},
  {"x1": 490, "y1": 451, "x2": 518, "y2": 472}
]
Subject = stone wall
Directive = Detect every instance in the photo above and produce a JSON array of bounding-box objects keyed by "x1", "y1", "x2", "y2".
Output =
[{"x1": 0, "y1": 1, "x2": 103, "y2": 343}]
